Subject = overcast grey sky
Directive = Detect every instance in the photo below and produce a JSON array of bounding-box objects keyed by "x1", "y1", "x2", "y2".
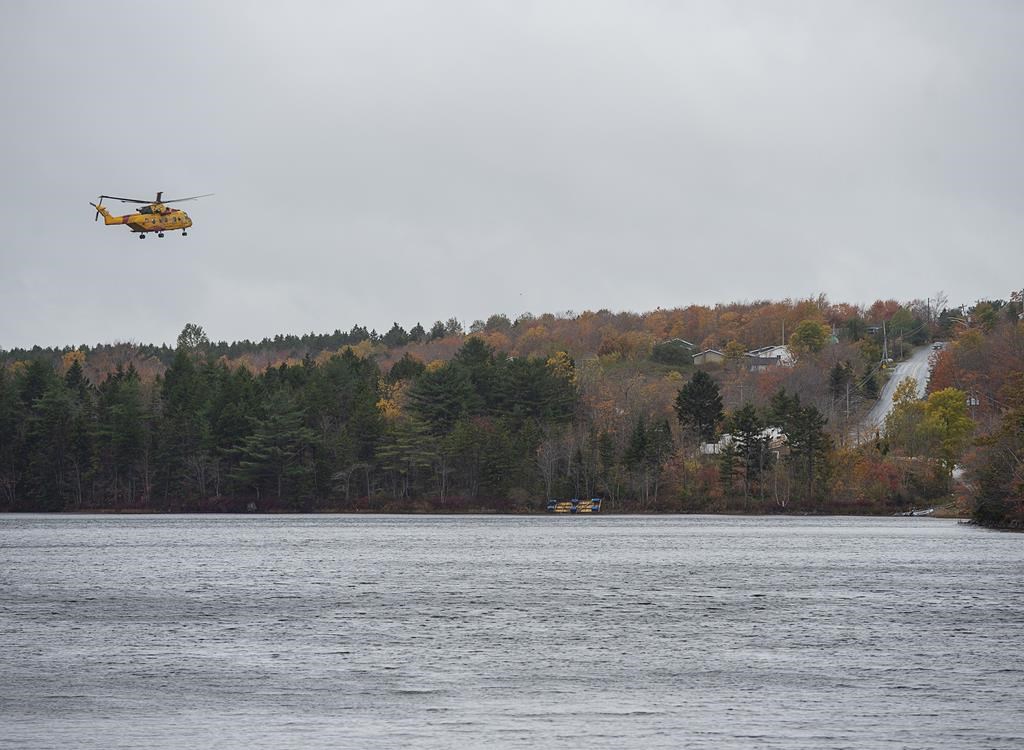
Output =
[{"x1": 1, "y1": 1, "x2": 1021, "y2": 349}]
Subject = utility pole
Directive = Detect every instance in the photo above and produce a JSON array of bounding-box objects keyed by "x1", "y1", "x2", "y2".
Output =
[{"x1": 882, "y1": 320, "x2": 888, "y2": 362}]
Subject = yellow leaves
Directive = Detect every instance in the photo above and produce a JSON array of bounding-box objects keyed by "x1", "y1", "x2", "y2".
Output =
[
  {"x1": 923, "y1": 387, "x2": 974, "y2": 464},
  {"x1": 891, "y1": 377, "x2": 920, "y2": 407},
  {"x1": 60, "y1": 349, "x2": 86, "y2": 374},
  {"x1": 425, "y1": 359, "x2": 446, "y2": 373},
  {"x1": 546, "y1": 351, "x2": 576, "y2": 383},
  {"x1": 788, "y1": 319, "x2": 830, "y2": 354},
  {"x1": 376, "y1": 378, "x2": 408, "y2": 421},
  {"x1": 377, "y1": 395, "x2": 402, "y2": 420},
  {"x1": 724, "y1": 340, "x2": 746, "y2": 361}
]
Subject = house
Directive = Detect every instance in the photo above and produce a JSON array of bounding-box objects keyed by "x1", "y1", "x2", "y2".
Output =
[
  {"x1": 701, "y1": 427, "x2": 787, "y2": 456},
  {"x1": 692, "y1": 349, "x2": 725, "y2": 366},
  {"x1": 745, "y1": 345, "x2": 794, "y2": 367},
  {"x1": 662, "y1": 337, "x2": 695, "y2": 350}
]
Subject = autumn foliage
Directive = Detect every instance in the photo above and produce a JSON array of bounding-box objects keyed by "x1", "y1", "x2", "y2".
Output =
[{"x1": 2, "y1": 293, "x2": 1018, "y2": 515}]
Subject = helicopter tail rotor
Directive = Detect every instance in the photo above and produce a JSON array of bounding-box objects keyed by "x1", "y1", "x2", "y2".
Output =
[{"x1": 90, "y1": 199, "x2": 119, "y2": 224}]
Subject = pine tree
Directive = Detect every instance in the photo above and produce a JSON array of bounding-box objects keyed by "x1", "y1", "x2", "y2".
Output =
[
  {"x1": 0, "y1": 366, "x2": 25, "y2": 508},
  {"x1": 409, "y1": 364, "x2": 478, "y2": 434},
  {"x1": 388, "y1": 353, "x2": 426, "y2": 383},
  {"x1": 376, "y1": 417, "x2": 436, "y2": 499},
  {"x1": 769, "y1": 389, "x2": 830, "y2": 503},
  {"x1": 382, "y1": 322, "x2": 410, "y2": 348},
  {"x1": 158, "y1": 349, "x2": 211, "y2": 500},
  {"x1": 674, "y1": 370, "x2": 723, "y2": 444},
  {"x1": 230, "y1": 389, "x2": 316, "y2": 505},
  {"x1": 95, "y1": 365, "x2": 149, "y2": 507},
  {"x1": 725, "y1": 404, "x2": 773, "y2": 500}
]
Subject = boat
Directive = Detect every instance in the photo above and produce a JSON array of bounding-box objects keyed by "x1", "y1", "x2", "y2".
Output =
[{"x1": 546, "y1": 498, "x2": 602, "y2": 513}]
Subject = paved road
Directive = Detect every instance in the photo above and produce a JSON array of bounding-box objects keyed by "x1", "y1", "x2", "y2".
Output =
[{"x1": 855, "y1": 344, "x2": 940, "y2": 443}]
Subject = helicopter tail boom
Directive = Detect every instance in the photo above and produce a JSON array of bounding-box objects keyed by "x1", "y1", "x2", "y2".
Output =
[{"x1": 90, "y1": 202, "x2": 124, "y2": 225}]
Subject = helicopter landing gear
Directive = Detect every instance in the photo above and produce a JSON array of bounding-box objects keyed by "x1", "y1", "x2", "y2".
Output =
[
  {"x1": 139, "y1": 233, "x2": 146, "y2": 239},
  {"x1": 158, "y1": 232, "x2": 165, "y2": 238}
]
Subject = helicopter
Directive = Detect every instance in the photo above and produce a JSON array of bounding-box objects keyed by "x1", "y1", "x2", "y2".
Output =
[{"x1": 90, "y1": 191, "x2": 212, "y2": 238}]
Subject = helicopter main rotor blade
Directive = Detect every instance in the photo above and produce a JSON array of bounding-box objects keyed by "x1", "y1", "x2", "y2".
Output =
[
  {"x1": 99, "y1": 194, "x2": 152, "y2": 204},
  {"x1": 160, "y1": 193, "x2": 214, "y2": 203}
]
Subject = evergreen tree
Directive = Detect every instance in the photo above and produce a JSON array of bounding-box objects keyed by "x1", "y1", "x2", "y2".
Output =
[
  {"x1": 829, "y1": 360, "x2": 854, "y2": 400},
  {"x1": 623, "y1": 416, "x2": 674, "y2": 508},
  {"x1": 95, "y1": 365, "x2": 149, "y2": 507},
  {"x1": 207, "y1": 364, "x2": 260, "y2": 496},
  {"x1": 25, "y1": 380, "x2": 77, "y2": 509},
  {"x1": 158, "y1": 349, "x2": 211, "y2": 500},
  {"x1": 0, "y1": 366, "x2": 25, "y2": 507},
  {"x1": 769, "y1": 389, "x2": 831, "y2": 502},
  {"x1": 382, "y1": 322, "x2": 410, "y2": 348},
  {"x1": 493, "y1": 356, "x2": 575, "y2": 424},
  {"x1": 428, "y1": 321, "x2": 447, "y2": 341},
  {"x1": 19, "y1": 359, "x2": 55, "y2": 408},
  {"x1": 303, "y1": 350, "x2": 383, "y2": 496},
  {"x1": 388, "y1": 352, "x2": 426, "y2": 383},
  {"x1": 725, "y1": 404, "x2": 774, "y2": 500},
  {"x1": 409, "y1": 364, "x2": 478, "y2": 434},
  {"x1": 376, "y1": 417, "x2": 436, "y2": 500},
  {"x1": 230, "y1": 389, "x2": 316, "y2": 506},
  {"x1": 674, "y1": 370, "x2": 723, "y2": 444},
  {"x1": 452, "y1": 337, "x2": 498, "y2": 410},
  {"x1": 348, "y1": 325, "x2": 370, "y2": 343}
]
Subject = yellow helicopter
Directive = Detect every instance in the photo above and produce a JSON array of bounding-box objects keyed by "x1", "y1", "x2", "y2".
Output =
[{"x1": 90, "y1": 191, "x2": 212, "y2": 238}]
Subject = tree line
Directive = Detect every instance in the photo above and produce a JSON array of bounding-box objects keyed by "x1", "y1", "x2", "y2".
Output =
[
  {"x1": 0, "y1": 331, "x2": 578, "y2": 511},
  {"x1": 3, "y1": 291, "x2": 1018, "y2": 515},
  {"x1": 0, "y1": 324, "x2": 929, "y2": 514}
]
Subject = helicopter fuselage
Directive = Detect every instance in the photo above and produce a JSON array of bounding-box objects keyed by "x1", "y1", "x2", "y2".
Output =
[{"x1": 100, "y1": 205, "x2": 192, "y2": 234}]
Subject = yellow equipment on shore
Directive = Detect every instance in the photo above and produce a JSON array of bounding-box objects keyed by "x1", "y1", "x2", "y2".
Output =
[{"x1": 547, "y1": 498, "x2": 602, "y2": 513}]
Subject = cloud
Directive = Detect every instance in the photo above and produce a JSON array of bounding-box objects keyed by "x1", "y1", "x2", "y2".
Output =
[{"x1": 1, "y1": 1, "x2": 1022, "y2": 348}]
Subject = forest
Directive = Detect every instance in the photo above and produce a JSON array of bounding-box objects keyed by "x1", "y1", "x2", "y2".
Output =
[{"x1": 1, "y1": 294, "x2": 1021, "y2": 527}]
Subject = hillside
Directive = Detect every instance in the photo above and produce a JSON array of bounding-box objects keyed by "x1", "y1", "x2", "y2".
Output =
[{"x1": 2, "y1": 293, "x2": 1020, "y2": 519}]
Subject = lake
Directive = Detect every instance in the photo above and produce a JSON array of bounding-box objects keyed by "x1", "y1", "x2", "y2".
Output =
[{"x1": 1, "y1": 514, "x2": 1022, "y2": 748}]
